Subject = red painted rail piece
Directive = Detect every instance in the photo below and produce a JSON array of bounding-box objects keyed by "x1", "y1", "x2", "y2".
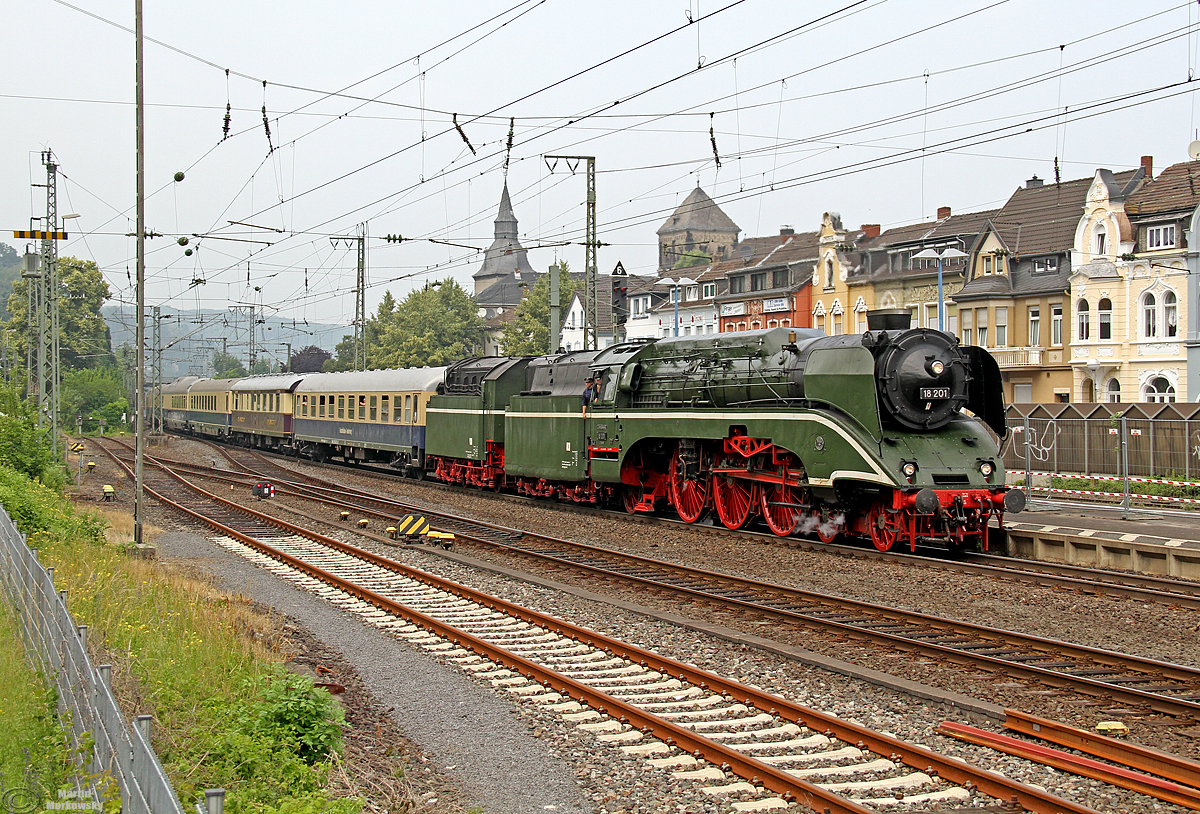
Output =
[
  {"x1": 938, "y1": 721, "x2": 1200, "y2": 811},
  {"x1": 1005, "y1": 709, "x2": 1200, "y2": 789}
]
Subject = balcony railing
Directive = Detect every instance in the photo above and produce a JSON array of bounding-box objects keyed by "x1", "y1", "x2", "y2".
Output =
[{"x1": 989, "y1": 346, "x2": 1043, "y2": 367}]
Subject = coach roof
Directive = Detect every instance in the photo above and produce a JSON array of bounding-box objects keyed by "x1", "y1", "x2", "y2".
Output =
[
  {"x1": 161, "y1": 376, "x2": 201, "y2": 395},
  {"x1": 295, "y1": 368, "x2": 448, "y2": 394},
  {"x1": 231, "y1": 374, "x2": 308, "y2": 393},
  {"x1": 189, "y1": 377, "x2": 239, "y2": 394}
]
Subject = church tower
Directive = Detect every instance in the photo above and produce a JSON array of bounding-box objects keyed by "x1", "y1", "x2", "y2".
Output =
[{"x1": 656, "y1": 186, "x2": 740, "y2": 271}]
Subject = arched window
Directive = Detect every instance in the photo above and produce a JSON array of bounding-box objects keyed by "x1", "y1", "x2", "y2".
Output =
[
  {"x1": 1094, "y1": 223, "x2": 1107, "y2": 257},
  {"x1": 1144, "y1": 376, "x2": 1176, "y2": 403},
  {"x1": 1077, "y1": 299, "x2": 1090, "y2": 340},
  {"x1": 1165, "y1": 291, "x2": 1178, "y2": 338},
  {"x1": 1143, "y1": 292, "x2": 1157, "y2": 337},
  {"x1": 1106, "y1": 378, "x2": 1121, "y2": 404},
  {"x1": 1082, "y1": 378, "x2": 1094, "y2": 403},
  {"x1": 1098, "y1": 298, "x2": 1112, "y2": 340}
]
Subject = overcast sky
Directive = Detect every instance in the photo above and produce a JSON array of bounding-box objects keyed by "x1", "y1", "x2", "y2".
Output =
[{"x1": 4, "y1": 0, "x2": 1198, "y2": 351}]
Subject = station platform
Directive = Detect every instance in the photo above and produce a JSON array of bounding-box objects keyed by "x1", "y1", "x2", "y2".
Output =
[{"x1": 1003, "y1": 500, "x2": 1200, "y2": 579}]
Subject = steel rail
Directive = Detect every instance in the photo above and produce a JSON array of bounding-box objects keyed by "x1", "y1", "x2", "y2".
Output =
[
  {"x1": 1004, "y1": 709, "x2": 1200, "y2": 789},
  {"x1": 97, "y1": 440, "x2": 1098, "y2": 814},
  {"x1": 938, "y1": 721, "x2": 1200, "y2": 811},
  {"x1": 186, "y1": 437, "x2": 1200, "y2": 612},
  {"x1": 99, "y1": 440, "x2": 1200, "y2": 718}
]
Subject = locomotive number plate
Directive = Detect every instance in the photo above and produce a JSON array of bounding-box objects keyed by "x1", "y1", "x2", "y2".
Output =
[{"x1": 919, "y1": 387, "x2": 950, "y2": 399}]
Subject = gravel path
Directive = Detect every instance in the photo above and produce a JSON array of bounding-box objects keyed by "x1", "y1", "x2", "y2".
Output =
[{"x1": 155, "y1": 529, "x2": 588, "y2": 814}]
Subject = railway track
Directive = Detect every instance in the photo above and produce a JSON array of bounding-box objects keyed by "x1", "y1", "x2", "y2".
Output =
[
  {"x1": 103, "y1": 438, "x2": 1200, "y2": 722},
  {"x1": 90, "y1": 438, "x2": 1099, "y2": 814},
  {"x1": 200, "y1": 439, "x2": 1200, "y2": 610}
]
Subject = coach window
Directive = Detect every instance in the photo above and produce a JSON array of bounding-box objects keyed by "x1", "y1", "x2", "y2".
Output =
[
  {"x1": 318, "y1": 395, "x2": 325, "y2": 417},
  {"x1": 404, "y1": 395, "x2": 412, "y2": 423},
  {"x1": 338, "y1": 395, "x2": 345, "y2": 419},
  {"x1": 412, "y1": 397, "x2": 420, "y2": 424},
  {"x1": 381, "y1": 396, "x2": 389, "y2": 422},
  {"x1": 370, "y1": 395, "x2": 377, "y2": 421},
  {"x1": 358, "y1": 395, "x2": 366, "y2": 420}
]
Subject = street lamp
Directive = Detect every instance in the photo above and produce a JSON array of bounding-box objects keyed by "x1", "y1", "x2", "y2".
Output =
[
  {"x1": 913, "y1": 247, "x2": 968, "y2": 331},
  {"x1": 654, "y1": 276, "x2": 697, "y2": 337}
]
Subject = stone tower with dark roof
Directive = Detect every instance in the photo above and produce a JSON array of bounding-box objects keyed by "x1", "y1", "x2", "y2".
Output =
[
  {"x1": 473, "y1": 183, "x2": 540, "y2": 317},
  {"x1": 656, "y1": 186, "x2": 740, "y2": 271}
]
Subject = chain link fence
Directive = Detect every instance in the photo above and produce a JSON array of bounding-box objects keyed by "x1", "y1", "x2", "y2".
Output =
[{"x1": 0, "y1": 505, "x2": 222, "y2": 814}]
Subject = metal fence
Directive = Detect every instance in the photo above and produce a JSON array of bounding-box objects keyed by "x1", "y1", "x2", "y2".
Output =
[
  {"x1": 1002, "y1": 412, "x2": 1200, "y2": 481},
  {"x1": 0, "y1": 504, "x2": 220, "y2": 814},
  {"x1": 1001, "y1": 404, "x2": 1200, "y2": 511}
]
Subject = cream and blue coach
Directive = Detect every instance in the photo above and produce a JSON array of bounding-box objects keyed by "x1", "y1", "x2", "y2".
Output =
[
  {"x1": 292, "y1": 368, "x2": 446, "y2": 474},
  {"x1": 188, "y1": 377, "x2": 239, "y2": 438},
  {"x1": 160, "y1": 376, "x2": 200, "y2": 433},
  {"x1": 230, "y1": 374, "x2": 307, "y2": 450}
]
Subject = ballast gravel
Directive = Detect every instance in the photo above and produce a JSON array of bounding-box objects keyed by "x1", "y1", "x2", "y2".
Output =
[{"x1": 104, "y1": 438, "x2": 1200, "y2": 814}]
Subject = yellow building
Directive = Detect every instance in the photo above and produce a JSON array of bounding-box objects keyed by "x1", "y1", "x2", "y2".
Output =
[
  {"x1": 1068, "y1": 161, "x2": 1188, "y2": 403},
  {"x1": 808, "y1": 213, "x2": 877, "y2": 335}
]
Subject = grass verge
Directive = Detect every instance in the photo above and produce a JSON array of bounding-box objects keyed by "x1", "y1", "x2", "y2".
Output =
[{"x1": 0, "y1": 467, "x2": 361, "y2": 814}]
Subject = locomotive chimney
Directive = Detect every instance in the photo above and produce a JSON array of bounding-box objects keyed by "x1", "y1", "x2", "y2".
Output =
[{"x1": 866, "y1": 308, "x2": 912, "y2": 331}]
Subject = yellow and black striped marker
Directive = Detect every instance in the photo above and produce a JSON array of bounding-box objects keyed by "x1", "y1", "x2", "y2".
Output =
[{"x1": 396, "y1": 514, "x2": 429, "y2": 541}]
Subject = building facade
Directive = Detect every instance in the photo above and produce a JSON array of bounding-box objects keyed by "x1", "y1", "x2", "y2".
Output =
[{"x1": 1067, "y1": 160, "x2": 1184, "y2": 402}]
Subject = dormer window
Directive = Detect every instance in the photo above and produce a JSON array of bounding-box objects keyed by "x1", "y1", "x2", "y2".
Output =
[
  {"x1": 686, "y1": 285, "x2": 698, "y2": 301},
  {"x1": 1147, "y1": 224, "x2": 1177, "y2": 250},
  {"x1": 1033, "y1": 257, "x2": 1059, "y2": 272},
  {"x1": 702, "y1": 282, "x2": 716, "y2": 299},
  {"x1": 729, "y1": 275, "x2": 745, "y2": 294},
  {"x1": 1094, "y1": 223, "x2": 1107, "y2": 256},
  {"x1": 983, "y1": 256, "x2": 992, "y2": 275}
]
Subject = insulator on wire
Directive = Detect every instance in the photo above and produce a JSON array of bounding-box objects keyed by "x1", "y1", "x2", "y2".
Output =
[
  {"x1": 709, "y1": 112, "x2": 721, "y2": 171},
  {"x1": 453, "y1": 113, "x2": 476, "y2": 156}
]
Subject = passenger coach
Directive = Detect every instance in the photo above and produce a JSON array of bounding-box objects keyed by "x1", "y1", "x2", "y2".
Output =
[
  {"x1": 187, "y1": 377, "x2": 238, "y2": 438},
  {"x1": 293, "y1": 368, "x2": 446, "y2": 474},
  {"x1": 231, "y1": 374, "x2": 306, "y2": 450}
]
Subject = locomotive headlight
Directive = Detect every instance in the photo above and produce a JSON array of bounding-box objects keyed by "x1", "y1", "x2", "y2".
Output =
[
  {"x1": 931, "y1": 360, "x2": 945, "y2": 375},
  {"x1": 901, "y1": 462, "x2": 917, "y2": 480},
  {"x1": 979, "y1": 461, "x2": 994, "y2": 478}
]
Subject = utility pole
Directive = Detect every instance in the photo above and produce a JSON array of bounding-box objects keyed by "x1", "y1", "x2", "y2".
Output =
[
  {"x1": 151, "y1": 305, "x2": 163, "y2": 432},
  {"x1": 38, "y1": 151, "x2": 62, "y2": 457},
  {"x1": 331, "y1": 227, "x2": 367, "y2": 370},
  {"x1": 549, "y1": 264, "x2": 561, "y2": 354},
  {"x1": 134, "y1": 0, "x2": 146, "y2": 547},
  {"x1": 544, "y1": 156, "x2": 599, "y2": 350}
]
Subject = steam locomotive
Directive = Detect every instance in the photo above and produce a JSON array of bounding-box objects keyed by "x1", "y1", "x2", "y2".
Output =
[{"x1": 157, "y1": 314, "x2": 1023, "y2": 552}]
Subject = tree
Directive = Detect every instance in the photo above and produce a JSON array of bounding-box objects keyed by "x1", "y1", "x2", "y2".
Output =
[
  {"x1": 61, "y1": 368, "x2": 128, "y2": 433},
  {"x1": 4, "y1": 256, "x2": 113, "y2": 370},
  {"x1": 212, "y1": 351, "x2": 247, "y2": 378},
  {"x1": 672, "y1": 249, "x2": 710, "y2": 269},
  {"x1": 0, "y1": 384, "x2": 55, "y2": 481},
  {"x1": 501, "y1": 261, "x2": 577, "y2": 355},
  {"x1": 250, "y1": 358, "x2": 273, "y2": 375},
  {"x1": 0, "y1": 241, "x2": 22, "y2": 322},
  {"x1": 370, "y1": 279, "x2": 485, "y2": 368},
  {"x1": 290, "y1": 345, "x2": 331, "y2": 373}
]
